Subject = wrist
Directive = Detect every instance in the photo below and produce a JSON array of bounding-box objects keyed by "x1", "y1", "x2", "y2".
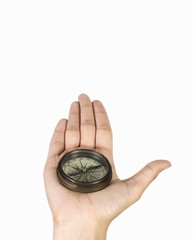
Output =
[{"x1": 53, "y1": 218, "x2": 109, "y2": 240}]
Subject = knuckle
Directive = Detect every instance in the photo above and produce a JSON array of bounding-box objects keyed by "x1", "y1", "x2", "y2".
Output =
[
  {"x1": 81, "y1": 120, "x2": 95, "y2": 127},
  {"x1": 97, "y1": 124, "x2": 112, "y2": 132},
  {"x1": 81, "y1": 104, "x2": 92, "y2": 109},
  {"x1": 66, "y1": 126, "x2": 79, "y2": 132},
  {"x1": 146, "y1": 163, "x2": 156, "y2": 175}
]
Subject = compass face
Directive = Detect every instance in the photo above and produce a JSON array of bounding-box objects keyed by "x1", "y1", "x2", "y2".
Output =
[
  {"x1": 61, "y1": 157, "x2": 108, "y2": 183},
  {"x1": 56, "y1": 149, "x2": 112, "y2": 193}
]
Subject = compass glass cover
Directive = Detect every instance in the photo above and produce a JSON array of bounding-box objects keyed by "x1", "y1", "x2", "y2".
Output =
[{"x1": 61, "y1": 157, "x2": 107, "y2": 183}]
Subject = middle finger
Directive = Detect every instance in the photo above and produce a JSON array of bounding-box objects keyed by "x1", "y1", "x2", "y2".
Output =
[{"x1": 78, "y1": 94, "x2": 95, "y2": 148}]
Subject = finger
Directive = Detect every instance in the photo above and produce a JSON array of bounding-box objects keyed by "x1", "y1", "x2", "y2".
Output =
[
  {"x1": 124, "y1": 160, "x2": 171, "y2": 205},
  {"x1": 78, "y1": 93, "x2": 95, "y2": 148},
  {"x1": 65, "y1": 101, "x2": 80, "y2": 149},
  {"x1": 47, "y1": 118, "x2": 67, "y2": 159},
  {"x1": 92, "y1": 100, "x2": 112, "y2": 151}
]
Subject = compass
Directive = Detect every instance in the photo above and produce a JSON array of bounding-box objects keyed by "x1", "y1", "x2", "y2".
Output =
[{"x1": 56, "y1": 149, "x2": 112, "y2": 193}]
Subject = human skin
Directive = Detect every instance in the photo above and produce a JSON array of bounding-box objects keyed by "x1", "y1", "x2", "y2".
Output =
[{"x1": 43, "y1": 93, "x2": 171, "y2": 240}]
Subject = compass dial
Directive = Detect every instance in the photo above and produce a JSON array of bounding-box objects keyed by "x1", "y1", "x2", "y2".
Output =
[{"x1": 62, "y1": 157, "x2": 107, "y2": 183}]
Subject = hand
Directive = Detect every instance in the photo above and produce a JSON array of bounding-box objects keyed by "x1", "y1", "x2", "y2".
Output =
[{"x1": 43, "y1": 94, "x2": 171, "y2": 240}]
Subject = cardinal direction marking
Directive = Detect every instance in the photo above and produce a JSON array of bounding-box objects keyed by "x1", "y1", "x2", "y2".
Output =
[
  {"x1": 79, "y1": 160, "x2": 84, "y2": 169},
  {"x1": 89, "y1": 164, "x2": 93, "y2": 169},
  {"x1": 75, "y1": 164, "x2": 80, "y2": 170},
  {"x1": 71, "y1": 166, "x2": 79, "y2": 171},
  {"x1": 86, "y1": 175, "x2": 89, "y2": 182},
  {"x1": 76, "y1": 176, "x2": 81, "y2": 181},
  {"x1": 90, "y1": 175, "x2": 97, "y2": 180}
]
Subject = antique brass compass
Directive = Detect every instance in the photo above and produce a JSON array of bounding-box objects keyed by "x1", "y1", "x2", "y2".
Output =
[{"x1": 56, "y1": 149, "x2": 112, "y2": 193}]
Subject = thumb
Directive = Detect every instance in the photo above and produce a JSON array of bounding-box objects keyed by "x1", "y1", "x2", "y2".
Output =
[{"x1": 123, "y1": 160, "x2": 171, "y2": 205}]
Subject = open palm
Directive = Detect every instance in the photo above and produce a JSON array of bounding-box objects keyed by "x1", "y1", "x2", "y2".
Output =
[{"x1": 44, "y1": 94, "x2": 171, "y2": 228}]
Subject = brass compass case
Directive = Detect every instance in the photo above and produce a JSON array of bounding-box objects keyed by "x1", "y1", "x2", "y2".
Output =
[{"x1": 56, "y1": 149, "x2": 112, "y2": 193}]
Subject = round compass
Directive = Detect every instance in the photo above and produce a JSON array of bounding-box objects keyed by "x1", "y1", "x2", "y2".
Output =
[{"x1": 56, "y1": 149, "x2": 112, "y2": 193}]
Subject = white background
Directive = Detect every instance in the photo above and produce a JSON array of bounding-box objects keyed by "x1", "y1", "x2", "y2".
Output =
[{"x1": 0, "y1": 1, "x2": 193, "y2": 239}]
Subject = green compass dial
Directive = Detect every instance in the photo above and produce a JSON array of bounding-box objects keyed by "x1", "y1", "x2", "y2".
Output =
[{"x1": 62, "y1": 157, "x2": 108, "y2": 183}]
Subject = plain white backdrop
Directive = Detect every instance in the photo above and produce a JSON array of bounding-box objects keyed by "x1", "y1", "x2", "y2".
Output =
[{"x1": 0, "y1": 1, "x2": 192, "y2": 239}]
